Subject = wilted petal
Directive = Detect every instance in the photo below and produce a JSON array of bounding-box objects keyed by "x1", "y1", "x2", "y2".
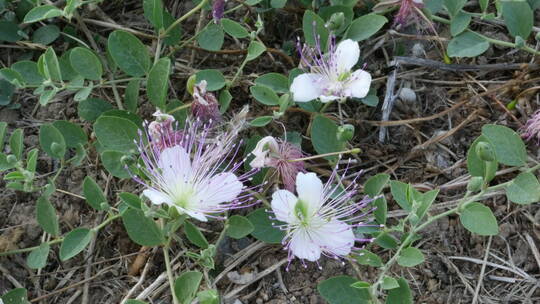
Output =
[
  {"x1": 346, "y1": 69, "x2": 371, "y2": 99},
  {"x1": 295, "y1": 172, "x2": 323, "y2": 213},
  {"x1": 143, "y1": 189, "x2": 173, "y2": 206},
  {"x1": 289, "y1": 229, "x2": 321, "y2": 261},
  {"x1": 334, "y1": 39, "x2": 360, "y2": 74},
  {"x1": 271, "y1": 190, "x2": 298, "y2": 223},
  {"x1": 290, "y1": 73, "x2": 325, "y2": 102},
  {"x1": 250, "y1": 136, "x2": 280, "y2": 168}
]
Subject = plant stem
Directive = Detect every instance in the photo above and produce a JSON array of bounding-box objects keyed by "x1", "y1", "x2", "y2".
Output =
[
  {"x1": 161, "y1": 0, "x2": 209, "y2": 39},
  {"x1": 288, "y1": 148, "x2": 361, "y2": 162},
  {"x1": 163, "y1": 243, "x2": 179, "y2": 304}
]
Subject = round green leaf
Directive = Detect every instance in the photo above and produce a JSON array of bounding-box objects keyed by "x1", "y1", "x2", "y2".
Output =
[
  {"x1": 354, "y1": 249, "x2": 382, "y2": 267},
  {"x1": 221, "y1": 18, "x2": 249, "y2": 38},
  {"x1": 0, "y1": 21, "x2": 22, "y2": 42},
  {"x1": 255, "y1": 73, "x2": 289, "y2": 94},
  {"x1": 303, "y1": 10, "x2": 329, "y2": 48},
  {"x1": 250, "y1": 85, "x2": 279, "y2": 105},
  {"x1": 346, "y1": 14, "x2": 388, "y2": 42},
  {"x1": 246, "y1": 208, "x2": 285, "y2": 244},
  {"x1": 36, "y1": 197, "x2": 59, "y2": 236},
  {"x1": 23, "y1": 5, "x2": 63, "y2": 23},
  {"x1": 83, "y1": 176, "x2": 107, "y2": 210},
  {"x1": 311, "y1": 114, "x2": 345, "y2": 161},
  {"x1": 246, "y1": 41, "x2": 266, "y2": 61},
  {"x1": 147, "y1": 57, "x2": 171, "y2": 109},
  {"x1": 101, "y1": 150, "x2": 131, "y2": 178},
  {"x1": 108, "y1": 30, "x2": 151, "y2": 77},
  {"x1": 11, "y1": 61, "x2": 44, "y2": 85},
  {"x1": 397, "y1": 247, "x2": 425, "y2": 267},
  {"x1": 481, "y1": 124, "x2": 527, "y2": 166},
  {"x1": 501, "y1": 1, "x2": 533, "y2": 39},
  {"x1": 460, "y1": 203, "x2": 499, "y2": 236},
  {"x1": 506, "y1": 172, "x2": 540, "y2": 205},
  {"x1": 184, "y1": 220, "x2": 209, "y2": 249},
  {"x1": 94, "y1": 116, "x2": 139, "y2": 153},
  {"x1": 197, "y1": 23, "x2": 224, "y2": 51},
  {"x1": 52, "y1": 120, "x2": 87, "y2": 148},
  {"x1": 385, "y1": 278, "x2": 413, "y2": 304},
  {"x1": 122, "y1": 208, "x2": 165, "y2": 246},
  {"x1": 450, "y1": 11, "x2": 471, "y2": 36},
  {"x1": 250, "y1": 116, "x2": 273, "y2": 127},
  {"x1": 60, "y1": 228, "x2": 94, "y2": 261},
  {"x1": 70, "y1": 47, "x2": 103, "y2": 80},
  {"x1": 1, "y1": 288, "x2": 29, "y2": 304},
  {"x1": 174, "y1": 271, "x2": 203, "y2": 304},
  {"x1": 318, "y1": 276, "x2": 370, "y2": 304},
  {"x1": 78, "y1": 98, "x2": 113, "y2": 122},
  {"x1": 32, "y1": 25, "x2": 60, "y2": 45},
  {"x1": 27, "y1": 243, "x2": 50, "y2": 269},
  {"x1": 226, "y1": 215, "x2": 254, "y2": 239},
  {"x1": 447, "y1": 32, "x2": 489, "y2": 58},
  {"x1": 39, "y1": 123, "x2": 66, "y2": 159},
  {"x1": 195, "y1": 69, "x2": 226, "y2": 91}
]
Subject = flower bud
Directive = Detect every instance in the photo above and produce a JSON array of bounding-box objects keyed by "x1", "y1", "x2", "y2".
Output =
[
  {"x1": 337, "y1": 124, "x2": 355, "y2": 142},
  {"x1": 325, "y1": 12, "x2": 345, "y2": 31},
  {"x1": 515, "y1": 36, "x2": 525, "y2": 49},
  {"x1": 467, "y1": 176, "x2": 484, "y2": 192},
  {"x1": 475, "y1": 142, "x2": 496, "y2": 162},
  {"x1": 7, "y1": 154, "x2": 17, "y2": 164},
  {"x1": 51, "y1": 142, "x2": 64, "y2": 157},
  {"x1": 186, "y1": 74, "x2": 197, "y2": 95}
]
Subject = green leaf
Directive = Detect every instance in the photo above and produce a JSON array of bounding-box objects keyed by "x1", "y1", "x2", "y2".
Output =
[
  {"x1": 70, "y1": 47, "x2": 103, "y2": 81},
  {"x1": 385, "y1": 278, "x2": 412, "y2": 304},
  {"x1": 101, "y1": 150, "x2": 131, "y2": 178},
  {"x1": 0, "y1": 121, "x2": 7, "y2": 152},
  {"x1": 450, "y1": 11, "x2": 471, "y2": 36},
  {"x1": 271, "y1": 0, "x2": 287, "y2": 8},
  {"x1": 147, "y1": 57, "x2": 171, "y2": 109},
  {"x1": 39, "y1": 124, "x2": 66, "y2": 159},
  {"x1": 481, "y1": 124, "x2": 527, "y2": 166},
  {"x1": 122, "y1": 208, "x2": 165, "y2": 246},
  {"x1": 195, "y1": 69, "x2": 226, "y2": 91},
  {"x1": 373, "y1": 196, "x2": 387, "y2": 224},
  {"x1": 250, "y1": 116, "x2": 273, "y2": 127},
  {"x1": 94, "y1": 116, "x2": 139, "y2": 153},
  {"x1": 11, "y1": 61, "x2": 44, "y2": 85},
  {"x1": 447, "y1": 32, "x2": 489, "y2": 58},
  {"x1": 506, "y1": 172, "x2": 540, "y2": 204},
  {"x1": 389, "y1": 181, "x2": 412, "y2": 211},
  {"x1": 119, "y1": 192, "x2": 142, "y2": 209},
  {"x1": 78, "y1": 98, "x2": 113, "y2": 122},
  {"x1": 443, "y1": 0, "x2": 467, "y2": 17},
  {"x1": 381, "y1": 276, "x2": 400, "y2": 290},
  {"x1": 501, "y1": 0, "x2": 533, "y2": 39},
  {"x1": 255, "y1": 73, "x2": 289, "y2": 94},
  {"x1": 197, "y1": 23, "x2": 224, "y2": 51},
  {"x1": 143, "y1": 0, "x2": 164, "y2": 30},
  {"x1": 319, "y1": 5, "x2": 354, "y2": 34},
  {"x1": 9, "y1": 128, "x2": 23, "y2": 160},
  {"x1": 126, "y1": 300, "x2": 147, "y2": 304},
  {"x1": 397, "y1": 247, "x2": 425, "y2": 267},
  {"x1": 197, "y1": 289, "x2": 219, "y2": 304},
  {"x1": 311, "y1": 115, "x2": 345, "y2": 161},
  {"x1": 0, "y1": 21, "x2": 22, "y2": 42},
  {"x1": 108, "y1": 30, "x2": 151, "y2": 77},
  {"x1": 52, "y1": 120, "x2": 87, "y2": 148},
  {"x1": 246, "y1": 41, "x2": 266, "y2": 61},
  {"x1": 174, "y1": 271, "x2": 203, "y2": 304},
  {"x1": 346, "y1": 14, "x2": 388, "y2": 42},
  {"x1": 0, "y1": 68, "x2": 24, "y2": 87},
  {"x1": 124, "y1": 79, "x2": 140, "y2": 112},
  {"x1": 26, "y1": 243, "x2": 50, "y2": 269},
  {"x1": 184, "y1": 220, "x2": 209, "y2": 249},
  {"x1": 226, "y1": 215, "x2": 254, "y2": 239},
  {"x1": 23, "y1": 5, "x2": 63, "y2": 23},
  {"x1": 83, "y1": 176, "x2": 107, "y2": 210},
  {"x1": 36, "y1": 196, "x2": 60, "y2": 236},
  {"x1": 460, "y1": 202, "x2": 499, "y2": 236},
  {"x1": 0, "y1": 79, "x2": 14, "y2": 105},
  {"x1": 250, "y1": 85, "x2": 280, "y2": 105},
  {"x1": 42, "y1": 47, "x2": 62, "y2": 81},
  {"x1": 415, "y1": 189, "x2": 439, "y2": 223},
  {"x1": 163, "y1": 10, "x2": 183, "y2": 46},
  {"x1": 101, "y1": 109, "x2": 144, "y2": 128},
  {"x1": 303, "y1": 10, "x2": 329, "y2": 49},
  {"x1": 375, "y1": 232, "x2": 398, "y2": 249},
  {"x1": 1, "y1": 288, "x2": 29, "y2": 304},
  {"x1": 221, "y1": 18, "x2": 249, "y2": 38},
  {"x1": 60, "y1": 228, "x2": 94, "y2": 261},
  {"x1": 354, "y1": 249, "x2": 382, "y2": 267},
  {"x1": 364, "y1": 173, "x2": 389, "y2": 196},
  {"x1": 247, "y1": 208, "x2": 285, "y2": 244},
  {"x1": 32, "y1": 24, "x2": 60, "y2": 45},
  {"x1": 350, "y1": 281, "x2": 370, "y2": 289},
  {"x1": 318, "y1": 276, "x2": 370, "y2": 304}
]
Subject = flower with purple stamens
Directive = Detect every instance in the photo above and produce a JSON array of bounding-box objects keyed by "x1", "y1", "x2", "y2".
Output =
[
  {"x1": 192, "y1": 80, "x2": 222, "y2": 125},
  {"x1": 270, "y1": 170, "x2": 377, "y2": 269},
  {"x1": 147, "y1": 110, "x2": 184, "y2": 151},
  {"x1": 250, "y1": 136, "x2": 305, "y2": 192},
  {"x1": 290, "y1": 37, "x2": 371, "y2": 103},
  {"x1": 133, "y1": 117, "x2": 258, "y2": 222},
  {"x1": 522, "y1": 110, "x2": 540, "y2": 143}
]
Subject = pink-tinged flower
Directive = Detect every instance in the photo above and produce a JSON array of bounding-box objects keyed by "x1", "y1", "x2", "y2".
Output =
[
  {"x1": 147, "y1": 110, "x2": 184, "y2": 151},
  {"x1": 394, "y1": 0, "x2": 423, "y2": 26},
  {"x1": 250, "y1": 136, "x2": 305, "y2": 192},
  {"x1": 270, "y1": 171, "x2": 377, "y2": 269},
  {"x1": 133, "y1": 118, "x2": 257, "y2": 222},
  {"x1": 522, "y1": 110, "x2": 540, "y2": 143},
  {"x1": 192, "y1": 80, "x2": 222, "y2": 125},
  {"x1": 212, "y1": 0, "x2": 226, "y2": 23},
  {"x1": 290, "y1": 37, "x2": 371, "y2": 103}
]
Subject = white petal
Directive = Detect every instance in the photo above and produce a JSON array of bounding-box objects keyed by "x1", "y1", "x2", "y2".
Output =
[
  {"x1": 143, "y1": 189, "x2": 173, "y2": 206},
  {"x1": 250, "y1": 136, "x2": 279, "y2": 168},
  {"x1": 184, "y1": 210, "x2": 208, "y2": 222},
  {"x1": 195, "y1": 172, "x2": 243, "y2": 207},
  {"x1": 334, "y1": 39, "x2": 360, "y2": 74},
  {"x1": 345, "y1": 70, "x2": 372, "y2": 99},
  {"x1": 311, "y1": 220, "x2": 354, "y2": 257},
  {"x1": 290, "y1": 73, "x2": 325, "y2": 102},
  {"x1": 271, "y1": 190, "x2": 298, "y2": 223},
  {"x1": 158, "y1": 145, "x2": 192, "y2": 184},
  {"x1": 289, "y1": 229, "x2": 321, "y2": 261},
  {"x1": 295, "y1": 172, "x2": 324, "y2": 213},
  {"x1": 319, "y1": 95, "x2": 340, "y2": 103}
]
